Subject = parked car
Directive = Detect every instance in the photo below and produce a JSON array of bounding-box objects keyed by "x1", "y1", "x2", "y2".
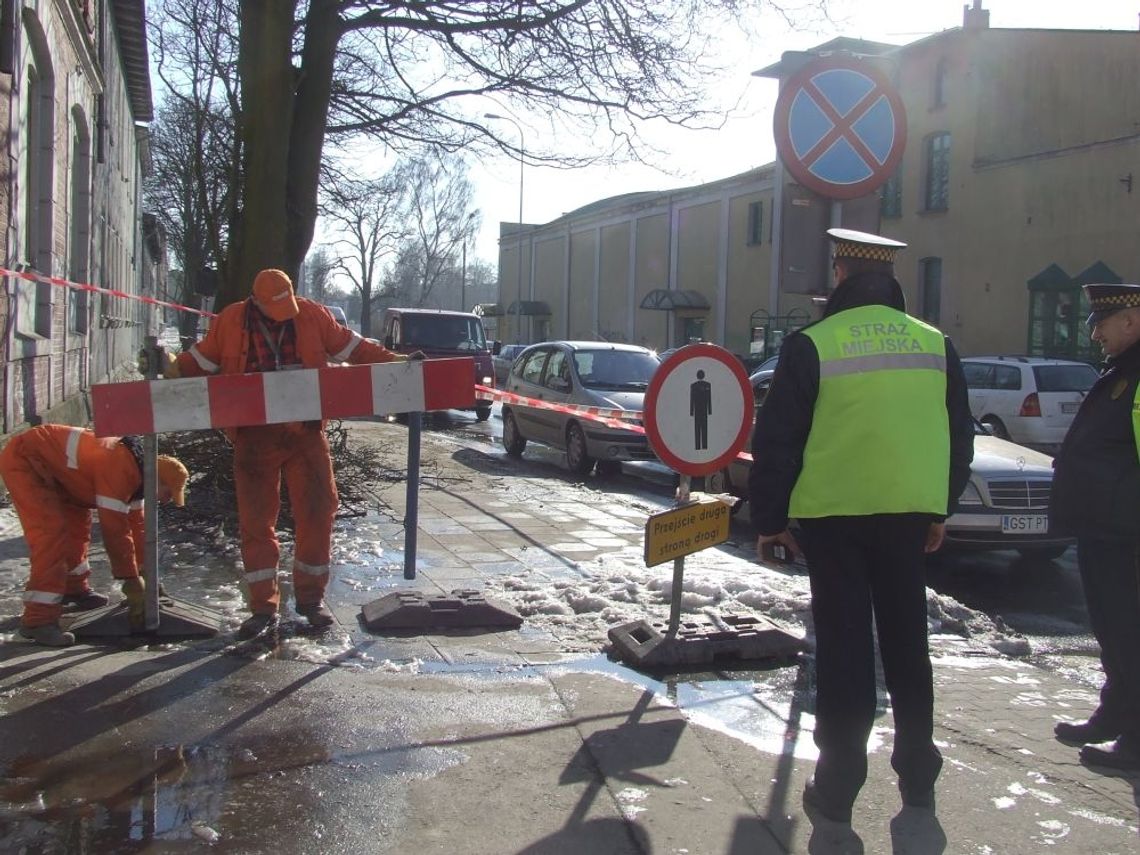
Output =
[
  {"x1": 960, "y1": 356, "x2": 1098, "y2": 449},
  {"x1": 493, "y1": 343, "x2": 528, "y2": 385},
  {"x1": 748, "y1": 355, "x2": 781, "y2": 406},
  {"x1": 501, "y1": 341, "x2": 659, "y2": 475},
  {"x1": 711, "y1": 420, "x2": 1073, "y2": 560},
  {"x1": 380, "y1": 307, "x2": 499, "y2": 421},
  {"x1": 325, "y1": 305, "x2": 349, "y2": 326}
]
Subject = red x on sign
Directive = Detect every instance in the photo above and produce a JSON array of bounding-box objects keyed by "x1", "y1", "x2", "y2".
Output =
[{"x1": 773, "y1": 56, "x2": 907, "y2": 200}]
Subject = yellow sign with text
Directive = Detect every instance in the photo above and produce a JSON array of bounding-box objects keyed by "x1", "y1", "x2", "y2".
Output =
[{"x1": 644, "y1": 497, "x2": 732, "y2": 567}]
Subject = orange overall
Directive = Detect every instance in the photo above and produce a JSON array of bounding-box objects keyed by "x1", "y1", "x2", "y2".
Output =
[
  {"x1": 0, "y1": 425, "x2": 144, "y2": 627},
  {"x1": 175, "y1": 297, "x2": 402, "y2": 615}
]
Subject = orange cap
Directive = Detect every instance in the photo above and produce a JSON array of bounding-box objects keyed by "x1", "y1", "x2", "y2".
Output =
[
  {"x1": 252, "y1": 269, "x2": 299, "y2": 321},
  {"x1": 156, "y1": 455, "x2": 189, "y2": 507}
]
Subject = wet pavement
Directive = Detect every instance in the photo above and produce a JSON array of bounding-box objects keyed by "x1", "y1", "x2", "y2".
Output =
[{"x1": 0, "y1": 415, "x2": 1136, "y2": 853}]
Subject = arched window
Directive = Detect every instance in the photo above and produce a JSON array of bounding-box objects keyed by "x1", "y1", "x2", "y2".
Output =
[
  {"x1": 70, "y1": 106, "x2": 92, "y2": 335},
  {"x1": 924, "y1": 133, "x2": 951, "y2": 211}
]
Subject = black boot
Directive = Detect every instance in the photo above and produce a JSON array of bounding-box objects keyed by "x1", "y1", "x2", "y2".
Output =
[
  {"x1": 1054, "y1": 717, "x2": 1121, "y2": 745},
  {"x1": 1080, "y1": 736, "x2": 1140, "y2": 772}
]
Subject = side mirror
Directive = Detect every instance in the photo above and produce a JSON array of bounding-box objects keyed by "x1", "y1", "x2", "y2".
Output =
[{"x1": 492, "y1": 340, "x2": 502, "y2": 356}]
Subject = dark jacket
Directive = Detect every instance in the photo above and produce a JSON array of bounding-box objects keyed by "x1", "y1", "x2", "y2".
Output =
[
  {"x1": 1050, "y1": 340, "x2": 1140, "y2": 540},
  {"x1": 747, "y1": 272, "x2": 974, "y2": 536}
]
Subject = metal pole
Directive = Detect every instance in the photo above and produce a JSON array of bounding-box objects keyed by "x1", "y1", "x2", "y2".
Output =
[
  {"x1": 667, "y1": 474, "x2": 691, "y2": 637},
  {"x1": 403, "y1": 411, "x2": 421, "y2": 580},
  {"x1": 461, "y1": 239, "x2": 467, "y2": 312},
  {"x1": 142, "y1": 335, "x2": 161, "y2": 630}
]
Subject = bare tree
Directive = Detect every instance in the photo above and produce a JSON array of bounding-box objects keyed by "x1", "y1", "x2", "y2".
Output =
[
  {"x1": 302, "y1": 247, "x2": 337, "y2": 304},
  {"x1": 147, "y1": 0, "x2": 242, "y2": 344},
  {"x1": 319, "y1": 167, "x2": 406, "y2": 336},
  {"x1": 154, "y1": 1, "x2": 828, "y2": 308}
]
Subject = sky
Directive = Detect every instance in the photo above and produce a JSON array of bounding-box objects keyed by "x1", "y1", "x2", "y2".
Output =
[{"x1": 470, "y1": 0, "x2": 1140, "y2": 265}]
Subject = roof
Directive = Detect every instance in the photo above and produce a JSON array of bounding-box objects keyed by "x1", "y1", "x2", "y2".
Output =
[
  {"x1": 752, "y1": 37, "x2": 901, "y2": 78},
  {"x1": 111, "y1": 0, "x2": 153, "y2": 121}
]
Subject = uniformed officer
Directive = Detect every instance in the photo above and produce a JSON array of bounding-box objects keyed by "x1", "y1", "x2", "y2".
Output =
[
  {"x1": 1049, "y1": 282, "x2": 1140, "y2": 771},
  {"x1": 748, "y1": 228, "x2": 974, "y2": 822}
]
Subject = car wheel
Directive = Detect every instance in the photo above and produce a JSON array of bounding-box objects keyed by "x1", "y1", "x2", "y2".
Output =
[
  {"x1": 502, "y1": 409, "x2": 527, "y2": 457},
  {"x1": 566, "y1": 422, "x2": 595, "y2": 475},
  {"x1": 980, "y1": 416, "x2": 1009, "y2": 439},
  {"x1": 596, "y1": 460, "x2": 622, "y2": 477},
  {"x1": 1017, "y1": 545, "x2": 1069, "y2": 561},
  {"x1": 393, "y1": 412, "x2": 409, "y2": 425},
  {"x1": 475, "y1": 404, "x2": 492, "y2": 422}
]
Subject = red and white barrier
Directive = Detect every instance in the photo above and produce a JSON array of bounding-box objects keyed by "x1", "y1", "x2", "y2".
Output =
[{"x1": 91, "y1": 359, "x2": 475, "y2": 437}]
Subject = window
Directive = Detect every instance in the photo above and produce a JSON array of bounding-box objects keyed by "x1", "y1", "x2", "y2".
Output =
[
  {"x1": 933, "y1": 58, "x2": 948, "y2": 108},
  {"x1": 543, "y1": 350, "x2": 569, "y2": 390},
  {"x1": 962, "y1": 362, "x2": 994, "y2": 388},
  {"x1": 746, "y1": 201, "x2": 763, "y2": 245},
  {"x1": 682, "y1": 317, "x2": 705, "y2": 343},
  {"x1": 880, "y1": 169, "x2": 902, "y2": 219},
  {"x1": 69, "y1": 106, "x2": 92, "y2": 335},
  {"x1": 994, "y1": 365, "x2": 1022, "y2": 390},
  {"x1": 924, "y1": 133, "x2": 951, "y2": 211},
  {"x1": 520, "y1": 350, "x2": 548, "y2": 384},
  {"x1": 919, "y1": 257, "x2": 942, "y2": 325}
]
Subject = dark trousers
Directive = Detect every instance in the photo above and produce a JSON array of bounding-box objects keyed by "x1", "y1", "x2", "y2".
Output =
[
  {"x1": 1076, "y1": 538, "x2": 1140, "y2": 738},
  {"x1": 798, "y1": 514, "x2": 942, "y2": 809}
]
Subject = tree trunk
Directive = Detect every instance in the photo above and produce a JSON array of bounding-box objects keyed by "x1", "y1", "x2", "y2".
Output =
[
  {"x1": 223, "y1": 0, "x2": 298, "y2": 309},
  {"x1": 285, "y1": 0, "x2": 342, "y2": 280}
]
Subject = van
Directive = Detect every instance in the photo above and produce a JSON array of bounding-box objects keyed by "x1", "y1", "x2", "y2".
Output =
[{"x1": 380, "y1": 308, "x2": 499, "y2": 421}]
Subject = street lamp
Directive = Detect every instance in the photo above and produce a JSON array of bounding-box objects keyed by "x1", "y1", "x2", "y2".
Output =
[
  {"x1": 484, "y1": 112, "x2": 525, "y2": 343},
  {"x1": 460, "y1": 211, "x2": 476, "y2": 312}
]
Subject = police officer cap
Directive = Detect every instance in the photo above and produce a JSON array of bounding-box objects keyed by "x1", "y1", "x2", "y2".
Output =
[
  {"x1": 1084, "y1": 283, "x2": 1140, "y2": 327},
  {"x1": 827, "y1": 228, "x2": 907, "y2": 263}
]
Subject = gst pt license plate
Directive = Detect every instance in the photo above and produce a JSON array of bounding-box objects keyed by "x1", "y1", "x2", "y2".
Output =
[
  {"x1": 1061, "y1": 402, "x2": 1080, "y2": 414},
  {"x1": 1001, "y1": 515, "x2": 1048, "y2": 534}
]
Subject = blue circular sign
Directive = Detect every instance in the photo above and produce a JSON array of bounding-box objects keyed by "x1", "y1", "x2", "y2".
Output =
[{"x1": 774, "y1": 56, "x2": 907, "y2": 200}]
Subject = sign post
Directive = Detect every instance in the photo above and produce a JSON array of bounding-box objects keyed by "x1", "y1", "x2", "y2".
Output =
[{"x1": 608, "y1": 345, "x2": 805, "y2": 669}]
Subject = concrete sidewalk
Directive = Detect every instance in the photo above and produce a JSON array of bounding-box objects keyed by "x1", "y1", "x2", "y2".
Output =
[{"x1": 0, "y1": 419, "x2": 1137, "y2": 853}]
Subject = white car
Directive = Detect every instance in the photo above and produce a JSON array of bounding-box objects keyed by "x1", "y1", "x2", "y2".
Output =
[{"x1": 960, "y1": 356, "x2": 1097, "y2": 449}]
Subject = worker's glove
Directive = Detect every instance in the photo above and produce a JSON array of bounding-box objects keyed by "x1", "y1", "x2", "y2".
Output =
[
  {"x1": 137, "y1": 347, "x2": 179, "y2": 378},
  {"x1": 121, "y1": 577, "x2": 146, "y2": 628},
  {"x1": 407, "y1": 350, "x2": 427, "y2": 361}
]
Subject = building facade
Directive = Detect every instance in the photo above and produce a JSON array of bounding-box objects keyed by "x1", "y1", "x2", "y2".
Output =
[
  {"x1": 494, "y1": 4, "x2": 1139, "y2": 365},
  {"x1": 0, "y1": 0, "x2": 156, "y2": 438}
]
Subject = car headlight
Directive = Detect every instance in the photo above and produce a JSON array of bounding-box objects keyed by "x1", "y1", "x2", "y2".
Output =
[
  {"x1": 481, "y1": 376, "x2": 493, "y2": 385},
  {"x1": 957, "y1": 481, "x2": 984, "y2": 506}
]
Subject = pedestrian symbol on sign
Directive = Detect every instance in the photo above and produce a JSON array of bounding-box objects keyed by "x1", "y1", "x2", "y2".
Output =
[{"x1": 690, "y1": 370, "x2": 712, "y2": 451}]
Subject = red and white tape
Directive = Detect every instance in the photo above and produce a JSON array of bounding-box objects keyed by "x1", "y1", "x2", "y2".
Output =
[
  {"x1": 474, "y1": 384, "x2": 646, "y2": 434},
  {"x1": 0, "y1": 266, "x2": 216, "y2": 318}
]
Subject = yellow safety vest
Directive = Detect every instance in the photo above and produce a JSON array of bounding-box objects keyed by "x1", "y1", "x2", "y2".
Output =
[{"x1": 789, "y1": 304, "x2": 950, "y2": 518}]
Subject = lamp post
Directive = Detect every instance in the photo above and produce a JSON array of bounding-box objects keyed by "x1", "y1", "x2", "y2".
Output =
[
  {"x1": 484, "y1": 112, "x2": 525, "y2": 343},
  {"x1": 460, "y1": 211, "x2": 476, "y2": 312}
]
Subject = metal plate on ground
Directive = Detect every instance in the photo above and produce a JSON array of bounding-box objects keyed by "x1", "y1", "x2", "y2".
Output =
[
  {"x1": 607, "y1": 614, "x2": 806, "y2": 669},
  {"x1": 64, "y1": 598, "x2": 223, "y2": 640},
  {"x1": 361, "y1": 589, "x2": 524, "y2": 631}
]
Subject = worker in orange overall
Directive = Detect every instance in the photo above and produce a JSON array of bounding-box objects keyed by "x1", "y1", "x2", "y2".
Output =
[
  {"x1": 0, "y1": 425, "x2": 190, "y2": 647},
  {"x1": 160, "y1": 269, "x2": 413, "y2": 640}
]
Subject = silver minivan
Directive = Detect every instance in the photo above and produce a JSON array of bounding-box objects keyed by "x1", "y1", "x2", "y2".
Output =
[{"x1": 501, "y1": 341, "x2": 659, "y2": 475}]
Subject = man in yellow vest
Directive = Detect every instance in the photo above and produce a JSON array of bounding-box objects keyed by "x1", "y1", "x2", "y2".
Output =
[
  {"x1": 748, "y1": 229, "x2": 974, "y2": 823},
  {"x1": 1049, "y1": 282, "x2": 1140, "y2": 771}
]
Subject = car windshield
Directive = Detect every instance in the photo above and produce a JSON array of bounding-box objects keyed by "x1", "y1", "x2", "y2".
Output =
[
  {"x1": 1032, "y1": 364, "x2": 1098, "y2": 392},
  {"x1": 573, "y1": 349, "x2": 658, "y2": 390},
  {"x1": 401, "y1": 315, "x2": 487, "y2": 350}
]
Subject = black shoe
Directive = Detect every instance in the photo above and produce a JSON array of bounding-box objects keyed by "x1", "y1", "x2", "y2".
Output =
[
  {"x1": 62, "y1": 590, "x2": 110, "y2": 611},
  {"x1": 1080, "y1": 737, "x2": 1140, "y2": 772},
  {"x1": 237, "y1": 613, "x2": 279, "y2": 640},
  {"x1": 1055, "y1": 718, "x2": 1121, "y2": 746},
  {"x1": 802, "y1": 779, "x2": 852, "y2": 824},
  {"x1": 900, "y1": 784, "x2": 936, "y2": 810},
  {"x1": 19, "y1": 624, "x2": 76, "y2": 647},
  {"x1": 295, "y1": 600, "x2": 334, "y2": 629}
]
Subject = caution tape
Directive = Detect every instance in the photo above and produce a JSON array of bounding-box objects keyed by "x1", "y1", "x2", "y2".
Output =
[
  {"x1": 0, "y1": 267, "x2": 217, "y2": 318},
  {"x1": 475, "y1": 384, "x2": 645, "y2": 434}
]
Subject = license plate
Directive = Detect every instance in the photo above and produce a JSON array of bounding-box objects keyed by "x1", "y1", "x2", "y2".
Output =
[
  {"x1": 1061, "y1": 402, "x2": 1080, "y2": 414},
  {"x1": 1001, "y1": 514, "x2": 1048, "y2": 534}
]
